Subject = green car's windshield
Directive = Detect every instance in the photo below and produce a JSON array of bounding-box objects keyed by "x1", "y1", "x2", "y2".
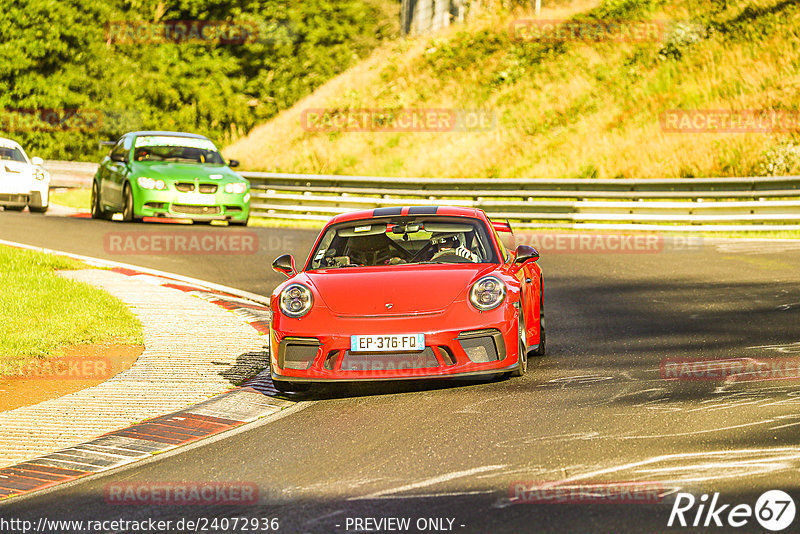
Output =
[
  {"x1": 307, "y1": 216, "x2": 498, "y2": 270},
  {"x1": 132, "y1": 136, "x2": 225, "y2": 164},
  {"x1": 0, "y1": 147, "x2": 26, "y2": 163}
]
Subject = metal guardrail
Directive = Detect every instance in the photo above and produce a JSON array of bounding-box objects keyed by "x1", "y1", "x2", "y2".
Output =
[
  {"x1": 44, "y1": 161, "x2": 800, "y2": 232},
  {"x1": 244, "y1": 172, "x2": 800, "y2": 232},
  {"x1": 43, "y1": 160, "x2": 100, "y2": 188}
]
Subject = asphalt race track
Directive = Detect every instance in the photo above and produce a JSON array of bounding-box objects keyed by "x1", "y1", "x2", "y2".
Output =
[{"x1": 3, "y1": 211, "x2": 800, "y2": 533}]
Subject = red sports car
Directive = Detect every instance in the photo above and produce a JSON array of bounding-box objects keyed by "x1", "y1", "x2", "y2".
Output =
[{"x1": 269, "y1": 206, "x2": 544, "y2": 392}]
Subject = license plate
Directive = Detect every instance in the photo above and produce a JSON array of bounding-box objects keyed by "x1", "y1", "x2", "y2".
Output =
[
  {"x1": 177, "y1": 192, "x2": 207, "y2": 204},
  {"x1": 350, "y1": 334, "x2": 425, "y2": 352}
]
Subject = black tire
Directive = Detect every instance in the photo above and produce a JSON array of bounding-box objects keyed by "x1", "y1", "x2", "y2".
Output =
[
  {"x1": 510, "y1": 312, "x2": 528, "y2": 377},
  {"x1": 531, "y1": 286, "x2": 546, "y2": 357},
  {"x1": 121, "y1": 183, "x2": 141, "y2": 222},
  {"x1": 4, "y1": 205, "x2": 25, "y2": 212},
  {"x1": 90, "y1": 182, "x2": 110, "y2": 220},
  {"x1": 28, "y1": 191, "x2": 48, "y2": 213},
  {"x1": 229, "y1": 218, "x2": 249, "y2": 227}
]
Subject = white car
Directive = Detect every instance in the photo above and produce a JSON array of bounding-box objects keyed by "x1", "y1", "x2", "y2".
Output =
[{"x1": 0, "y1": 137, "x2": 50, "y2": 213}]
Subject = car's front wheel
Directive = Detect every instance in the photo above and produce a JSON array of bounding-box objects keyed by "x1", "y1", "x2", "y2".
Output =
[
  {"x1": 28, "y1": 192, "x2": 48, "y2": 213},
  {"x1": 3, "y1": 205, "x2": 25, "y2": 212},
  {"x1": 510, "y1": 312, "x2": 528, "y2": 377},
  {"x1": 531, "y1": 287, "x2": 546, "y2": 357}
]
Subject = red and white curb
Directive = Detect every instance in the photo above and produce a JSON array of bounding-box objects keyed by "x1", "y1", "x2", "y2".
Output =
[{"x1": 0, "y1": 241, "x2": 287, "y2": 502}]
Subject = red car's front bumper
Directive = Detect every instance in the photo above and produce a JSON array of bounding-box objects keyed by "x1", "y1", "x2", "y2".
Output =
[{"x1": 269, "y1": 300, "x2": 521, "y2": 382}]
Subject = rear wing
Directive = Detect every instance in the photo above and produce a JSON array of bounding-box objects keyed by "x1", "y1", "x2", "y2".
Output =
[{"x1": 491, "y1": 220, "x2": 513, "y2": 234}]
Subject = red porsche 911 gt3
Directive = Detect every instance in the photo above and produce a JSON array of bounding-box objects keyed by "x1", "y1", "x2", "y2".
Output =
[{"x1": 269, "y1": 206, "x2": 544, "y2": 392}]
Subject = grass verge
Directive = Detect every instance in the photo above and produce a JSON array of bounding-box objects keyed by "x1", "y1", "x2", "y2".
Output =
[
  {"x1": 225, "y1": 0, "x2": 800, "y2": 179},
  {"x1": 0, "y1": 246, "x2": 143, "y2": 365}
]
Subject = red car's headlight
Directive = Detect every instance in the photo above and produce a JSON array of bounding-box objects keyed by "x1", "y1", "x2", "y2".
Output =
[
  {"x1": 469, "y1": 276, "x2": 506, "y2": 311},
  {"x1": 279, "y1": 283, "x2": 313, "y2": 318}
]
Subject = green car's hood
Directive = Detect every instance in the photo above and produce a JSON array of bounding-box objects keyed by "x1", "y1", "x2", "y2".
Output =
[{"x1": 131, "y1": 162, "x2": 244, "y2": 182}]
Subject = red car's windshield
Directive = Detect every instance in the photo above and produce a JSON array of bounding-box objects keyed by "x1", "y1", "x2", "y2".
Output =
[{"x1": 307, "y1": 216, "x2": 499, "y2": 270}]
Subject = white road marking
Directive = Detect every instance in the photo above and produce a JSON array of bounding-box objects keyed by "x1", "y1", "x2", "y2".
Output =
[
  {"x1": 349, "y1": 465, "x2": 506, "y2": 500},
  {"x1": 552, "y1": 447, "x2": 800, "y2": 487}
]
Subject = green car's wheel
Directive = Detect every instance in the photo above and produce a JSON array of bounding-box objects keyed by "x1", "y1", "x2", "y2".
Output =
[
  {"x1": 4, "y1": 205, "x2": 25, "y2": 212},
  {"x1": 122, "y1": 183, "x2": 141, "y2": 223},
  {"x1": 91, "y1": 182, "x2": 110, "y2": 220},
  {"x1": 229, "y1": 218, "x2": 249, "y2": 227}
]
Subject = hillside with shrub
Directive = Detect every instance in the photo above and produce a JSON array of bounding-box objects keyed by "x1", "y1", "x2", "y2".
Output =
[
  {"x1": 226, "y1": 0, "x2": 800, "y2": 178},
  {"x1": 0, "y1": 0, "x2": 398, "y2": 160}
]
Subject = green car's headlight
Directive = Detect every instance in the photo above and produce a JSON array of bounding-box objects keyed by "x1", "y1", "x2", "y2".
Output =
[
  {"x1": 224, "y1": 182, "x2": 247, "y2": 194},
  {"x1": 137, "y1": 177, "x2": 166, "y2": 190}
]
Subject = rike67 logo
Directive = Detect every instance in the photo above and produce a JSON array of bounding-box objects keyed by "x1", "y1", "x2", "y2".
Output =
[{"x1": 668, "y1": 490, "x2": 796, "y2": 531}]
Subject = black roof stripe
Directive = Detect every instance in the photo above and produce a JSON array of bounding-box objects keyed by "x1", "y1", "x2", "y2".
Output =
[
  {"x1": 408, "y1": 206, "x2": 439, "y2": 215},
  {"x1": 373, "y1": 207, "x2": 403, "y2": 217}
]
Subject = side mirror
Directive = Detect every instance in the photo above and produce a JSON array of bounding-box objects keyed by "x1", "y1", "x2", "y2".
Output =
[
  {"x1": 228, "y1": 159, "x2": 240, "y2": 168},
  {"x1": 515, "y1": 245, "x2": 539, "y2": 264},
  {"x1": 272, "y1": 254, "x2": 296, "y2": 277},
  {"x1": 31, "y1": 156, "x2": 44, "y2": 166},
  {"x1": 110, "y1": 153, "x2": 126, "y2": 163}
]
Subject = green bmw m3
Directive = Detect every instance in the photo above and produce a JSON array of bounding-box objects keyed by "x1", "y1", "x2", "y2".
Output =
[{"x1": 91, "y1": 131, "x2": 250, "y2": 225}]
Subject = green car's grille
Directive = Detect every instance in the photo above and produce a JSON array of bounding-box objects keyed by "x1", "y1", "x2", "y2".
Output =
[
  {"x1": 172, "y1": 204, "x2": 221, "y2": 215},
  {"x1": 173, "y1": 182, "x2": 218, "y2": 194},
  {"x1": 175, "y1": 182, "x2": 194, "y2": 192}
]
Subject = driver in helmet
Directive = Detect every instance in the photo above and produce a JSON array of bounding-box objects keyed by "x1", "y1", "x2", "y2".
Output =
[{"x1": 429, "y1": 234, "x2": 478, "y2": 262}]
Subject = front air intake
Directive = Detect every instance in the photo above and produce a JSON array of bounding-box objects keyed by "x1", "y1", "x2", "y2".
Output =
[
  {"x1": 457, "y1": 329, "x2": 504, "y2": 363},
  {"x1": 278, "y1": 337, "x2": 320, "y2": 370}
]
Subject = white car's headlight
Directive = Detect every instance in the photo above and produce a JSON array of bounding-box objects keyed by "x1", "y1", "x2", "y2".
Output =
[
  {"x1": 469, "y1": 276, "x2": 506, "y2": 311},
  {"x1": 279, "y1": 283, "x2": 313, "y2": 318},
  {"x1": 33, "y1": 168, "x2": 47, "y2": 181},
  {"x1": 137, "y1": 177, "x2": 166, "y2": 190},
  {"x1": 224, "y1": 182, "x2": 247, "y2": 194}
]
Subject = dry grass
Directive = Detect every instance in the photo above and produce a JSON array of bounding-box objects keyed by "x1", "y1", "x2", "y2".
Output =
[{"x1": 224, "y1": 0, "x2": 800, "y2": 179}]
